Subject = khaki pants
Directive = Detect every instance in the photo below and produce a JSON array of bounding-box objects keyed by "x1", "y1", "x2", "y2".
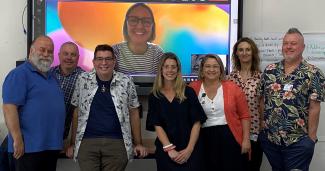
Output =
[{"x1": 78, "y1": 138, "x2": 128, "y2": 171}]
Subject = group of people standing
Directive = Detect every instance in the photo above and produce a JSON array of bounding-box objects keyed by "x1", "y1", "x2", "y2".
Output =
[
  {"x1": 145, "y1": 28, "x2": 325, "y2": 171},
  {"x1": 146, "y1": 40, "x2": 257, "y2": 170},
  {"x1": 1, "y1": 2, "x2": 325, "y2": 171}
]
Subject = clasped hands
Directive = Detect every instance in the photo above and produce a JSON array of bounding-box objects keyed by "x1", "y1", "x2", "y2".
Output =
[{"x1": 167, "y1": 147, "x2": 193, "y2": 165}]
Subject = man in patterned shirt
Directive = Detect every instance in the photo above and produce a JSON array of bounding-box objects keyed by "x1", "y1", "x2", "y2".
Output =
[
  {"x1": 67, "y1": 44, "x2": 147, "y2": 171},
  {"x1": 258, "y1": 28, "x2": 325, "y2": 171},
  {"x1": 51, "y1": 42, "x2": 84, "y2": 156}
]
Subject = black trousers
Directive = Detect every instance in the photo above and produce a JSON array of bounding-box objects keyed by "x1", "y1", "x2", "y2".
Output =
[
  {"x1": 202, "y1": 125, "x2": 248, "y2": 171},
  {"x1": 248, "y1": 139, "x2": 263, "y2": 171},
  {"x1": 15, "y1": 150, "x2": 60, "y2": 171},
  {"x1": 0, "y1": 136, "x2": 15, "y2": 171}
]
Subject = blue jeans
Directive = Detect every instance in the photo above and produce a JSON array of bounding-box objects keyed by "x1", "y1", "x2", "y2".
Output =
[{"x1": 259, "y1": 132, "x2": 315, "y2": 171}]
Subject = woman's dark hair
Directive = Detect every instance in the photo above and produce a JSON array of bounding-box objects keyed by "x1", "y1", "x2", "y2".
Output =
[{"x1": 231, "y1": 37, "x2": 260, "y2": 73}]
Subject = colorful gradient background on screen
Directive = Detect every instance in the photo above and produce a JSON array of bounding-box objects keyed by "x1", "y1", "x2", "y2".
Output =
[{"x1": 46, "y1": 0, "x2": 230, "y2": 75}]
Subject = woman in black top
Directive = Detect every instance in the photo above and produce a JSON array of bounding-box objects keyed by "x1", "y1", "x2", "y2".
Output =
[{"x1": 146, "y1": 52, "x2": 207, "y2": 171}]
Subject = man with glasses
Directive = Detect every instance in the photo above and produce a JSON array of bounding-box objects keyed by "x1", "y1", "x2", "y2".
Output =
[
  {"x1": 68, "y1": 44, "x2": 148, "y2": 171},
  {"x1": 50, "y1": 42, "x2": 84, "y2": 157},
  {"x1": 2, "y1": 36, "x2": 66, "y2": 171},
  {"x1": 112, "y1": 3, "x2": 164, "y2": 75}
]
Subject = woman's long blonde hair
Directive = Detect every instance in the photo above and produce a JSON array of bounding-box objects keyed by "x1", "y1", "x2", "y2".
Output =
[{"x1": 152, "y1": 52, "x2": 186, "y2": 102}]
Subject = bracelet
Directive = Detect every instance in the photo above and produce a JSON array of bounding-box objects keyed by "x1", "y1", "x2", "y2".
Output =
[
  {"x1": 163, "y1": 145, "x2": 176, "y2": 152},
  {"x1": 163, "y1": 143, "x2": 173, "y2": 149}
]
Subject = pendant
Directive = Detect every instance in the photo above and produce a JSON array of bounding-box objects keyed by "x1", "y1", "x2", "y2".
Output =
[{"x1": 101, "y1": 85, "x2": 106, "y2": 92}]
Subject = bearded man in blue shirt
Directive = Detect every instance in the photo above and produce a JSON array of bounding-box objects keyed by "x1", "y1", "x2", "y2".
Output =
[{"x1": 2, "y1": 36, "x2": 66, "y2": 171}]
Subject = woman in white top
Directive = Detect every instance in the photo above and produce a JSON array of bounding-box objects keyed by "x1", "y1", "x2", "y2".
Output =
[{"x1": 189, "y1": 54, "x2": 251, "y2": 171}]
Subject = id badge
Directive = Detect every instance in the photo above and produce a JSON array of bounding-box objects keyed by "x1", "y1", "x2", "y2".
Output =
[
  {"x1": 250, "y1": 134, "x2": 258, "y2": 141},
  {"x1": 283, "y1": 84, "x2": 293, "y2": 91}
]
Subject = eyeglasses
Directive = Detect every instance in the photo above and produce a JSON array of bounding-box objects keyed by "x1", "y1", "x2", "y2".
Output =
[
  {"x1": 203, "y1": 65, "x2": 220, "y2": 69},
  {"x1": 127, "y1": 16, "x2": 153, "y2": 27},
  {"x1": 94, "y1": 57, "x2": 114, "y2": 62},
  {"x1": 163, "y1": 65, "x2": 178, "y2": 70}
]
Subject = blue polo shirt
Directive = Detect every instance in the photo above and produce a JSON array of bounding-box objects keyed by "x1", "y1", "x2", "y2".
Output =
[{"x1": 2, "y1": 61, "x2": 66, "y2": 153}]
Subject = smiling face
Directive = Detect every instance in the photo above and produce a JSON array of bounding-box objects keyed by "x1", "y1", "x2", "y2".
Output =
[
  {"x1": 236, "y1": 41, "x2": 253, "y2": 65},
  {"x1": 126, "y1": 6, "x2": 153, "y2": 44},
  {"x1": 282, "y1": 33, "x2": 305, "y2": 63},
  {"x1": 29, "y1": 36, "x2": 54, "y2": 73},
  {"x1": 162, "y1": 58, "x2": 178, "y2": 82},
  {"x1": 93, "y1": 50, "x2": 115, "y2": 80},
  {"x1": 202, "y1": 57, "x2": 221, "y2": 81},
  {"x1": 59, "y1": 43, "x2": 79, "y2": 72}
]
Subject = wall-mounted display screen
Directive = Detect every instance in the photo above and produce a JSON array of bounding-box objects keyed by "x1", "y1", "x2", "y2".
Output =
[{"x1": 44, "y1": 0, "x2": 241, "y2": 82}]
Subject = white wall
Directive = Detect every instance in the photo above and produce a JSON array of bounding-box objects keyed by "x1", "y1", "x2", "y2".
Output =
[
  {"x1": 243, "y1": 0, "x2": 325, "y2": 170},
  {"x1": 243, "y1": 0, "x2": 325, "y2": 34},
  {"x1": 1, "y1": 0, "x2": 325, "y2": 170},
  {"x1": 0, "y1": 0, "x2": 27, "y2": 140}
]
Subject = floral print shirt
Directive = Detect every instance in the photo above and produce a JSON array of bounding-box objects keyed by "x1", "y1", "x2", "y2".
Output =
[
  {"x1": 71, "y1": 70, "x2": 140, "y2": 160},
  {"x1": 258, "y1": 60, "x2": 325, "y2": 146},
  {"x1": 228, "y1": 70, "x2": 262, "y2": 141}
]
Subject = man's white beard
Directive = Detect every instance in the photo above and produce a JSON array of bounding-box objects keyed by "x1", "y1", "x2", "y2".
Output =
[{"x1": 30, "y1": 54, "x2": 53, "y2": 73}]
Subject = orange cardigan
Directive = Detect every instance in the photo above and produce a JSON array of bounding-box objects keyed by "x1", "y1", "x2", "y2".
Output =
[{"x1": 189, "y1": 80, "x2": 250, "y2": 146}]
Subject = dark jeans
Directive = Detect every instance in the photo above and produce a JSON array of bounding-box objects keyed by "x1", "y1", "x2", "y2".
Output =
[
  {"x1": 259, "y1": 132, "x2": 315, "y2": 171},
  {"x1": 248, "y1": 139, "x2": 263, "y2": 171},
  {"x1": 15, "y1": 150, "x2": 60, "y2": 171},
  {"x1": 0, "y1": 141, "x2": 9, "y2": 171},
  {"x1": 0, "y1": 136, "x2": 15, "y2": 171}
]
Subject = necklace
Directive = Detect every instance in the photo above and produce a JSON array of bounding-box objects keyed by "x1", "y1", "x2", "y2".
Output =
[
  {"x1": 101, "y1": 84, "x2": 106, "y2": 93},
  {"x1": 96, "y1": 74, "x2": 111, "y2": 93}
]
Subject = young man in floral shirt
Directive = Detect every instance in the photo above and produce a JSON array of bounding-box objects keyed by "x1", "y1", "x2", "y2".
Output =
[
  {"x1": 67, "y1": 44, "x2": 148, "y2": 171},
  {"x1": 258, "y1": 28, "x2": 325, "y2": 171}
]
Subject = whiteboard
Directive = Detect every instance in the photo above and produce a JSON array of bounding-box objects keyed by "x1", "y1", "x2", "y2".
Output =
[{"x1": 246, "y1": 32, "x2": 325, "y2": 69}]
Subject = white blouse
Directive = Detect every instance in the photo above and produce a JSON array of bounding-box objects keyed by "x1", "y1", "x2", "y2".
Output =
[{"x1": 198, "y1": 84, "x2": 227, "y2": 128}]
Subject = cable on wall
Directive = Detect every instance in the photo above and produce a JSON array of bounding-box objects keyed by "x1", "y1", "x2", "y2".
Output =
[{"x1": 22, "y1": 3, "x2": 27, "y2": 35}]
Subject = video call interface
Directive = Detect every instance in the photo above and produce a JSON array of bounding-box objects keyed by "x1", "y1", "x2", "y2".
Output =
[{"x1": 46, "y1": 0, "x2": 237, "y2": 77}]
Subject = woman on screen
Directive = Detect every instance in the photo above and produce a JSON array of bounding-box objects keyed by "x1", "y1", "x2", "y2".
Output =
[
  {"x1": 227, "y1": 37, "x2": 263, "y2": 171},
  {"x1": 112, "y1": 3, "x2": 164, "y2": 75},
  {"x1": 146, "y1": 52, "x2": 206, "y2": 171},
  {"x1": 189, "y1": 54, "x2": 251, "y2": 171}
]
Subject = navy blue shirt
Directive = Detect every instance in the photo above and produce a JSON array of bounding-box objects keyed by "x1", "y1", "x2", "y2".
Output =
[
  {"x1": 83, "y1": 75, "x2": 123, "y2": 139},
  {"x1": 2, "y1": 61, "x2": 66, "y2": 153}
]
